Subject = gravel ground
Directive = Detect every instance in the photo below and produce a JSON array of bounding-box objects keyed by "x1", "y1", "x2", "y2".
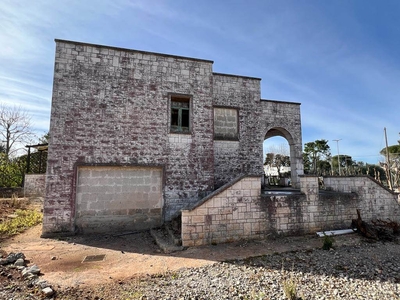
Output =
[
  {"x1": 2, "y1": 239, "x2": 400, "y2": 299},
  {"x1": 118, "y1": 241, "x2": 400, "y2": 300}
]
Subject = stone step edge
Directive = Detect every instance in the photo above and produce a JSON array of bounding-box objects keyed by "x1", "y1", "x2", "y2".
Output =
[
  {"x1": 165, "y1": 223, "x2": 182, "y2": 246},
  {"x1": 150, "y1": 227, "x2": 184, "y2": 254}
]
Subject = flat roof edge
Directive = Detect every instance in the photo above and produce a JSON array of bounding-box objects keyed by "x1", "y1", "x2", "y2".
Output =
[
  {"x1": 261, "y1": 99, "x2": 301, "y2": 105},
  {"x1": 213, "y1": 72, "x2": 261, "y2": 81},
  {"x1": 54, "y1": 39, "x2": 214, "y2": 64}
]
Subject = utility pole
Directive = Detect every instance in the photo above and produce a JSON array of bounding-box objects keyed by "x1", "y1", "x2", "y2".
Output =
[
  {"x1": 333, "y1": 139, "x2": 342, "y2": 175},
  {"x1": 384, "y1": 127, "x2": 393, "y2": 190}
]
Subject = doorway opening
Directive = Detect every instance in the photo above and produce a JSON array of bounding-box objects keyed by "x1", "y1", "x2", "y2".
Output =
[{"x1": 262, "y1": 127, "x2": 302, "y2": 191}]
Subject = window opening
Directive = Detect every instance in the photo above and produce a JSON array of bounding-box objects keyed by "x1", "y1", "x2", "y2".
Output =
[{"x1": 171, "y1": 97, "x2": 190, "y2": 133}]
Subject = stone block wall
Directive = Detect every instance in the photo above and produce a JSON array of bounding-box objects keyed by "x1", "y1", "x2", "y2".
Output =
[
  {"x1": 24, "y1": 174, "x2": 46, "y2": 197},
  {"x1": 213, "y1": 107, "x2": 238, "y2": 140},
  {"x1": 324, "y1": 176, "x2": 400, "y2": 220},
  {"x1": 265, "y1": 176, "x2": 359, "y2": 234},
  {"x1": 74, "y1": 166, "x2": 163, "y2": 233},
  {"x1": 263, "y1": 176, "x2": 399, "y2": 235},
  {"x1": 181, "y1": 175, "x2": 400, "y2": 246},
  {"x1": 182, "y1": 176, "x2": 265, "y2": 246}
]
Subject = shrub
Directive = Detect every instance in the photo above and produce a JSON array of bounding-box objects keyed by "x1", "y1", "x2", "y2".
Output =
[{"x1": 322, "y1": 234, "x2": 334, "y2": 250}]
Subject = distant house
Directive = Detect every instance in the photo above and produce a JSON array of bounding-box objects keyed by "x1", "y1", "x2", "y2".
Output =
[
  {"x1": 263, "y1": 165, "x2": 291, "y2": 177},
  {"x1": 42, "y1": 39, "x2": 303, "y2": 236}
]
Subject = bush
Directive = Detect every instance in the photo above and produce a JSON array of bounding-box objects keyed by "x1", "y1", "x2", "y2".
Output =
[
  {"x1": 0, "y1": 153, "x2": 26, "y2": 187},
  {"x1": 322, "y1": 234, "x2": 334, "y2": 250}
]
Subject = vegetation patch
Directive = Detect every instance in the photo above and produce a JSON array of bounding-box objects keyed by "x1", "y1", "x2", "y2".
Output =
[
  {"x1": 0, "y1": 209, "x2": 42, "y2": 236},
  {"x1": 322, "y1": 234, "x2": 334, "y2": 250}
]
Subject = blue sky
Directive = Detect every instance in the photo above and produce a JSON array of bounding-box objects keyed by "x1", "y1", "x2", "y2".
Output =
[{"x1": 1, "y1": 0, "x2": 399, "y2": 163}]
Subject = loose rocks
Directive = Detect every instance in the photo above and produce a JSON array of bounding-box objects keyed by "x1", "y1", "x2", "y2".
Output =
[{"x1": 0, "y1": 251, "x2": 55, "y2": 299}]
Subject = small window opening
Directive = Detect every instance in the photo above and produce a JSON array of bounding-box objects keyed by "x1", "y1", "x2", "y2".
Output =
[{"x1": 170, "y1": 97, "x2": 190, "y2": 133}]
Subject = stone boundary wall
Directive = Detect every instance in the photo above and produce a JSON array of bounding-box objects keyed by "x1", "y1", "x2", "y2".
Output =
[
  {"x1": 182, "y1": 176, "x2": 265, "y2": 247},
  {"x1": 323, "y1": 176, "x2": 400, "y2": 220},
  {"x1": 181, "y1": 175, "x2": 400, "y2": 246},
  {"x1": 24, "y1": 174, "x2": 46, "y2": 198},
  {"x1": 272, "y1": 176, "x2": 360, "y2": 234}
]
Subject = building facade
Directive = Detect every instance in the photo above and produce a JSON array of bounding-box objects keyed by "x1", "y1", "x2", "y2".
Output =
[{"x1": 42, "y1": 39, "x2": 303, "y2": 236}]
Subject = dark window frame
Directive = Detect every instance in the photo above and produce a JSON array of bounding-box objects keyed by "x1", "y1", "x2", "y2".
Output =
[{"x1": 169, "y1": 94, "x2": 192, "y2": 134}]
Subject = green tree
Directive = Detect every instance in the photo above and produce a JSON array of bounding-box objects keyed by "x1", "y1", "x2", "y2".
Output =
[
  {"x1": 331, "y1": 154, "x2": 354, "y2": 175},
  {"x1": 0, "y1": 153, "x2": 26, "y2": 187},
  {"x1": 264, "y1": 153, "x2": 290, "y2": 170},
  {"x1": 303, "y1": 139, "x2": 331, "y2": 175},
  {"x1": 264, "y1": 152, "x2": 274, "y2": 166},
  {"x1": 317, "y1": 160, "x2": 331, "y2": 176}
]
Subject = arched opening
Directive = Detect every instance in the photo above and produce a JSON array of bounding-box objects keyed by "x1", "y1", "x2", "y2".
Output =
[{"x1": 263, "y1": 127, "x2": 300, "y2": 189}]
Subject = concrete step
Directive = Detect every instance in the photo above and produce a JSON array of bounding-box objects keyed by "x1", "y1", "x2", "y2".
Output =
[
  {"x1": 165, "y1": 222, "x2": 182, "y2": 246},
  {"x1": 150, "y1": 226, "x2": 184, "y2": 254}
]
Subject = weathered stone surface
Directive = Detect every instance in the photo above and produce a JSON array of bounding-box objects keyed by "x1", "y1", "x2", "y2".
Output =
[{"x1": 22, "y1": 265, "x2": 41, "y2": 278}]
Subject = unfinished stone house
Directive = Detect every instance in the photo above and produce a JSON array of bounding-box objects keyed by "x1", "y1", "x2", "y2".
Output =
[
  {"x1": 44, "y1": 40, "x2": 399, "y2": 244},
  {"x1": 42, "y1": 39, "x2": 304, "y2": 236}
]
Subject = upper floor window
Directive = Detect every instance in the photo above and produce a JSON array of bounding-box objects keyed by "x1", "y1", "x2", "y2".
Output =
[{"x1": 170, "y1": 95, "x2": 191, "y2": 133}]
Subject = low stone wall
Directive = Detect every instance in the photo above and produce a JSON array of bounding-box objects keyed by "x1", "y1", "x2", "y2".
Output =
[
  {"x1": 24, "y1": 174, "x2": 46, "y2": 198},
  {"x1": 264, "y1": 176, "x2": 360, "y2": 235},
  {"x1": 323, "y1": 176, "x2": 400, "y2": 220},
  {"x1": 181, "y1": 175, "x2": 400, "y2": 246}
]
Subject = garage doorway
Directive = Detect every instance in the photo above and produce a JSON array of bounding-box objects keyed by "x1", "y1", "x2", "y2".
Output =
[{"x1": 75, "y1": 166, "x2": 163, "y2": 233}]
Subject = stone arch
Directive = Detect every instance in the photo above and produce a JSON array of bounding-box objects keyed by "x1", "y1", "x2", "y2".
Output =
[{"x1": 264, "y1": 127, "x2": 303, "y2": 188}]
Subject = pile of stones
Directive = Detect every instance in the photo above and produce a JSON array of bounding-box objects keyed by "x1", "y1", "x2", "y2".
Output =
[{"x1": 0, "y1": 252, "x2": 55, "y2": 298}]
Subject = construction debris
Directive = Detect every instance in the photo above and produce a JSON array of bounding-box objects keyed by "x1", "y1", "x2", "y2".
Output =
[
  {"x1": 316, "y1": 229, "x2": 355, "y2": 237},
  {"x1": 351, "y1": 209, "x2": 399, "y2": 241}
]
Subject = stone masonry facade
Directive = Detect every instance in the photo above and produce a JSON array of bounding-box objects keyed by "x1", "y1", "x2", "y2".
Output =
[{"x1": 43, "y1": 39, "x2": 303, "y2": 236}]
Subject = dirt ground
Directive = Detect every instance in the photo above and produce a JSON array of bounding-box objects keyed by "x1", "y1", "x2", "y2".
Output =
[{"x1": 1, "y1": 224, "x2": 363, "y2": 289}]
